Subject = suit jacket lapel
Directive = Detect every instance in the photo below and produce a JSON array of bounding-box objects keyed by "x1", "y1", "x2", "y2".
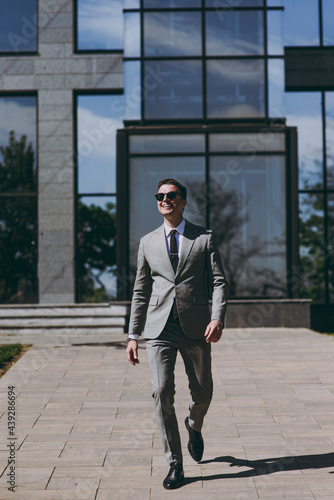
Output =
[
  {"x1": 152, "y1": 224, "x2": 175, "y2": 277},
  {"x1": 176, "y1": 220, "x2": 197, "y2": 276}
]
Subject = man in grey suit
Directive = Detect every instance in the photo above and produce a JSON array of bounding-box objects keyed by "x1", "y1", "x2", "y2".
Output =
[{"x1": 126, "y1": 178, "x2": 227, "y2": 489}]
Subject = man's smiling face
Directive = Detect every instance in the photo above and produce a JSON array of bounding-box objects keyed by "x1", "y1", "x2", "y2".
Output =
[{"x1": 157, "y1": 184, "x2": 187, "y2": 221}]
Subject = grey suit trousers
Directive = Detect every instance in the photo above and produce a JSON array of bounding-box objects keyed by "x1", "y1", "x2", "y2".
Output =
[{"x1": 145, "y1": 316, "x2": 213, "y2": 465}]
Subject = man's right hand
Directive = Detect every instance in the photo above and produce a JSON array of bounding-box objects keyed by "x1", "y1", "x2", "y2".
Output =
[{"x1": 126, "y1": 340, "x2": 140, "y2": 366}]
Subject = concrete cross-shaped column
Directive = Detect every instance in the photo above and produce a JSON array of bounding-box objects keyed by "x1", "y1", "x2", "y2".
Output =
[{"x1": 0, "y1": 0, "x2": 122, "y2": 303}]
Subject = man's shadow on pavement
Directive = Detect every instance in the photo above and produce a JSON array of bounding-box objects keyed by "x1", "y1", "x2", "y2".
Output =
[{"x1": 183, "y1": 452, "x2": 334, "y2": 485}]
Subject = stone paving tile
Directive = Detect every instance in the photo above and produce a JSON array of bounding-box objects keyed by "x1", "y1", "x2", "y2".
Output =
[{"x1": 1, "y1": 328, "x2": 334, "y2": 499}]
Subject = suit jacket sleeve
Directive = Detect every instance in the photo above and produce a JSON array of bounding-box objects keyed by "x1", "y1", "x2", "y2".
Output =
[
  {"x1": 207, "y1": 232, "x2": 227, "y2": 327},
  {"x1": 128, "y1": 238, "x2": 153, "y2": 336}
]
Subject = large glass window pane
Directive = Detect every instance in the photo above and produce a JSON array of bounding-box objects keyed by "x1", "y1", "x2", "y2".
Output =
[
  {"x1": 206, "y1": 59, "x2": 265, "y2": 118},
  {"x1": 0, "y1": 96, "x2": 37, "y2": 193},
  {"x1": 0, "y1": 197, "x2": 37, "y2": 303},
  {"x1": 282, "y1": 0, "x2": 319, "y2": 46},
  {"x1": 325, "y1": 92, "x2": 334, "y2": 189},
  {"x1": 299, "y1": 193, "x2": 325, "y2": 303},
  {"x1": 286, "y1": 93, "x2": 323, "y2": 190},
  {"x1": 129, "y1": 156, "x2": 205, "y2": 272},
  {"x1": 124, "y1": 12, "x2": 140, "y2": 58},
  {"x1": 323, "y1": 0, "x2": 334, "y2": 45},
  {"x1": 267, "y1": 10, "x2": 283, "y2": 55},
  {"x1": 144, "y1": 60, "x2": 202, "y2": 119},
  {"x1": 210, "y1": 155, "x2": 286, "y2": 297},
  {"x1": 205, "y1": 0, "x2": 263, "y2": 5},
  {"x1": 328, "y1": 195, "x2": 334, "y2": 302},
  {"x1": 268, "y1": 58, "x2": 284, "y2": 118},
  {"x1": 124, "y1": 61, "x2": 141, "y2": 121},
  {"x1": 77, "y1": 94, "x2": 124, "y2": 194},
  {"x1": 144, "y1": 0, "x2": 201, "y2": 7},
  {"x1": 206, "y1": 11, "x2": 264, "y2": 56},
  {"x1": 0, "y1": 0, "x2": 37, "y2": 53},
  {"x1": 209, "y1": 132, "x2": 285, "y2": 152},
  {"x1": 144, "y1": 12, "x2": 201, "y2": 57},
  {"x1": 130, "y1": 134, "x2": 205, "y2": 153},
  {"x1": 77, "y1": 0, "x2": 123, "y2": 50},
  {"x1": 77, "y1": 196, "x2": 117, "y2": 302}
]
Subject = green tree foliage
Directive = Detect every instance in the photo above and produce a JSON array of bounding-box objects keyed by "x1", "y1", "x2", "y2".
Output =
[
  {"x1": 298, "y1": 181, "x2": 334, "y2": 303},
  {"x1": 0, "y1": 131, "x2": 37, "y2": 303},
  {"x1": 77, "y1": 200, "x2": 117, "y2": 302}
]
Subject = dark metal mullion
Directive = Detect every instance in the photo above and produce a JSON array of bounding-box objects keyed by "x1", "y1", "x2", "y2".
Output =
[
  {"x1": 263, "y1": 1, "x2": 269, "y2": 118},
  {"x1": 140, "y1": 0, "x2": 145, "y2": 123},
  {"x1": 202, "y1": 0, "x2": 206, "y2": 122},
  {"x1": 205, "y1": 131, "x2": 210, "y2": 229},
  {"x1": 319, "y1": 0, "x2": 324, "y2": 46},
  {"x1": 322, "y1": 91, "x2": 330, "y2": 304}
]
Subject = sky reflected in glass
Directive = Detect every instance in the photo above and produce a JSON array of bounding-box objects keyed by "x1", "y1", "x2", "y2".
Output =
[
  {"x1": 77, "y1": 0, "x2": 123, "y2": 50},
  {"x1": 77, "y1": 94, "x2": 124, "y2": 194},
  {"x1": 286, "y1": 92, "x2": 323, "y2": 189},
  {"x1": 282, "y1": 0, "x2": 319, "y2": 46},
  {"x1": 0, "y1": 0, "x2": 37, "y2": 52}
]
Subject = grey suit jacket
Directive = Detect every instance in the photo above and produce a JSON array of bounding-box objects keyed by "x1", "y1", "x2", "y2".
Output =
[{"x1": 128, "y1": 219, "x2": 227, "y2": 340}]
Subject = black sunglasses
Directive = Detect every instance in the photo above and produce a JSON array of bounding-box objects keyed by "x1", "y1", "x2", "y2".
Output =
[{"x1": 154, "y1": 191, "x2": 182, "y2": 202}]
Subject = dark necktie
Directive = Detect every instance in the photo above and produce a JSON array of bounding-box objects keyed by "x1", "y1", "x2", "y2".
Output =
[
  {"x1": 169, "y1": 230, "x2": 179, "y2": 319},
  {"x1": 169, "y1": 230, "x2": 179, "y2": 273}
]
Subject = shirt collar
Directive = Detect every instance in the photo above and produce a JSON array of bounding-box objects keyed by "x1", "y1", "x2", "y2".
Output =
[{"x1": 164, "y1": 218, "x2": 185, "y2": 237}]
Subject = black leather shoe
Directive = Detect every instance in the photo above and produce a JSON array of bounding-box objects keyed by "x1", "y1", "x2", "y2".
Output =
[
  {"x1": 185, "y1": 417, "x2": 204, "y2": 462},
  {"x1": 163, "y1": 462, "x2": 184, "y2": 489}
]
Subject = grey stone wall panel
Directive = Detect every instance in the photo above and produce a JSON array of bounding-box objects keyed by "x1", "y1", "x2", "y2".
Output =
[
  {"x1": 39, "y1": 119, "x2": 72, "y2": 136},
  {"x1": 94, "y1": 56, "x2": 123, "y2": 74},
  {"x1": 39, "y1": 44, "x2": 65, "y2": 58},
  {"x1": 39, "y1": 245, "x2": 74, "y2": 262},
  {"x1": 39, "y1": 28, "x2": 72, "y2": 44},
  {"x1": 64, "y1": 58, "x2": 94, "y2": 73},
  {"x1": 34, "y1": 74, "x2": 65, "y2": 89},
  {"x1": 3, "y1": 59, "x2": 35, "y2": 75},
  {"x1": 38, "y1": 135, "x2": 72, "y2": 152},
  {"x1": 38, "y1": 105, "x2": 72, "y2": 121},
  {"x1": 39, "y1": 261, "x2": 73, "y2": 278},
  {"x1": 40, "y1": 198, "x2": 73, "y2": 216},
  {"x1": 38, "y1": 90, "x2": 72, "y2": 105},
  {"x1": 93, "y1": 73, "x2": 123, "y2": 88},
  {"x1": 39, "y1": 230, "x2": 73, "y2": 246},
  {"x1": 40, "y1": 293, "x2": 74, "y2": 304},
  {"x1": 39, "y1": 277, "x2": 75, "y2": 295},
  {"x1": 3, "y1": 75, "x2": 34, "y2": 89},
  {"x1": 39, "y1": 0, "x2": 73, "y2": 14},
  {"x1": 35, "y1": 59, "x2": 65, "y2": 74},
  {"x1": 46, "y1": 13, "x2": 72, "y2": 29},
  {"x1": 39, "y1": 215, "x2": 74, "y2": 231},
  {"x1": 64, "y1": 74, "x2": 95, "y2": 88},
  {"x1": 39, "y1": 182, "x2": 73, "y2": 199}
]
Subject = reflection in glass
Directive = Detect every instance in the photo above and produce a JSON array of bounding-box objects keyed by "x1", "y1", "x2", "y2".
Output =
[
  {"x1": 130, "y1": 134, "x2": 205, "y2": 153},
  {"x1": 77, "y1": 94, "x2": 124, "y2": 194},
  {"x1": 0, "y1": 96, "x2": 37, "y2": 193},
  {"x1": 299, "y1": 193, "x2": 325, "y2": 303},
  {"x1": 325, "y1": 92, "x2": 334, "y2": 189},
  {"x1": 210, "y1": 155, "x2": 286, "y2": 297},
  {"x1": 286, "y1": 92, "x2": 323, "y2": 189},
  {"x1": 124, "y1": 61, "x2": 141, "y2": 120},
  {"x1": 323, "y1": 0, "x2": 334, "y2": 45},
  {"x1": 282, "y1": 0, "x2": 319, "y2": 46},
  {"x1": 124, "y1": 13, "x2": 140, "y2": 58},
  {"x1": 268, "y1": 58, "x2": 285, "y2": 118},
  {"x1": 144, "y1": 12, "x2": 201, "y2": 57},
  {"x1": 129, "y1": 156, "x2": 205, "y2": 272},
  {"x1": 0, "y1": 0, "x2": 37, "y2": 52},
  {"x1": 209, "y1": 133, "x2": 285, "y2": 152},
  {"x1": 328, "y1": 195, "x2": 334, "y2": 302},
  {"x1": 124, "y1": 0, "x2": 140, "y2": 7},
  {"x1": 77, "y1": 196, "x2": 117, "y2": 302},
  {"x1": 144, "y1": 0, "x2": 201, "y2": 7},
  {"x1": 267, "y1": 10, "x2": 283, "y2": 55},
  {"x1": 144, "y1": 60, "x2": 202, "y2": 119},
  {"x1": 205, "y1": 0, "x2": 263, "y2": 5},
  {"x1": 77, "y1": 0, "x2": 123, "y2": 50},
  {"x1": 0, "y1": 197, "x2": 37, "y2": 303},
  {"x1": 206, "y1": 11, "x2": 263, "y2": 56},
  {"x1": 206, "y1": 59, "x2": 264, "y2": 118}
]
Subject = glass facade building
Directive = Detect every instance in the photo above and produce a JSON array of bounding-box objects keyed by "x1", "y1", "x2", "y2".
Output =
[{"x1": 0, "y1": 0, "x2": 333, "y2": 330}]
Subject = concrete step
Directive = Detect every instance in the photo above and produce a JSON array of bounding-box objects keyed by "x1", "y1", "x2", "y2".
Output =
[{"x1": 0, "y1": 303, "x2": 130, "y2": 334}]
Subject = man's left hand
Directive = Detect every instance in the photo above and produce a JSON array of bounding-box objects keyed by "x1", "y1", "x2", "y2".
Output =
[{"x1": 204, "y1": 320, "x2": 223, "y2": 343}]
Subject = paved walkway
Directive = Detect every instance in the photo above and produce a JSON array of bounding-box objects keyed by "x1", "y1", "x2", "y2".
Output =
[{"x1": 1, "y1": 327, "x2": 334, "y2": 499}]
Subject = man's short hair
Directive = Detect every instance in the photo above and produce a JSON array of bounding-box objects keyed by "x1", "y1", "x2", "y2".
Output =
[{"x1": 158, "y1": 178, "x2": 187, "y2": 200}]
